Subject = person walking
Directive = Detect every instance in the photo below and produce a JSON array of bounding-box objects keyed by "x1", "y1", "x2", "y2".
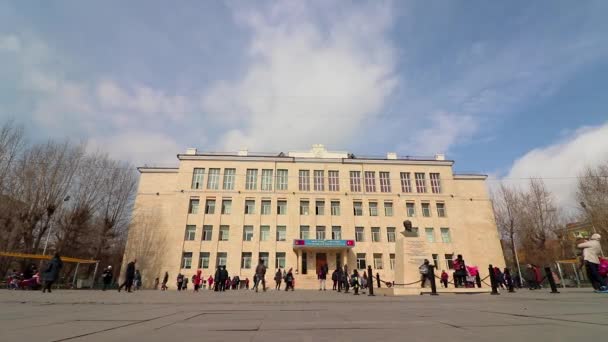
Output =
[
  {"x1": 453, "y1": 255, "x2": 467, "y2": 287},
  {"x1": 331, "y1": 269, "x2": 338, "y2": 290},
  {"x1": 255, "y1": 259, "x2": 267, "y2": 292},
  {"x1": 440, "y1": 270, "x2": 449, "y2": 288},
  {"x1": 118, "y1": 259, "x2": 136, "y2": 293},
  {"x1": 317, "y1": 264, "x2": 327, "y2": 291},
  {"x1": 161, "y1": 272, "x2": 169, "y2": 291},
  {"x1": 182, "y1": 277, "x2": 189, "y2": 291},
  {"x1": 177, "y1": 273, "x2": 184, "y2": 291},
  {"x1": 578, "y1": 233, "x2": 608, "y2": 292},
  {"x1": 194, "y1": 270, "x2": 202, "y2": 292},
  {"x1": 494, "y1": 267, "x2": 506, "y2": 289},
  {"x1": 342, "y1": 265, "x2": 350, "y2": 293},
  {"x1": 42, "y1": 253, "x2": 63, "y2": 293},
  {"x1": 214, "y1": 266, "x2": 221, "y2": 291},
  {"x1": 284, "y1": 268, "x2": 295, "y2": 291},
  {"x1": 134, "y1": 270, "x2": 142, "y2": 290},
  {"x1": 220, "y1": 266, "x2": 228, "y2": 291},
  {"x1": 101, "y1": 266, "x2": 113, "y2": 291},
  {"x1": 207, "y1": 275, "x2": 214, "y2": 291},
  {"x1": 351, "y1": 269, "x2": 360, "y2": 295},
  {"x1": 274, "y1": 268, "x2": 282, "y2": 290},
  {"x1": 419, "y1": 259, "x2": 431, "y2": 288},
  {"x1": 336, "y1": 266, "x2": 343, "y2": 292}
]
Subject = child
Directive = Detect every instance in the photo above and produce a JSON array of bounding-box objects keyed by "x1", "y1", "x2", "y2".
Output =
[
  {"x1": 351, "y1": 270, "x2": 360, "y2": 295},
  {"x1": 440, "y1": 270, "x2": 449, "y2": 288}
]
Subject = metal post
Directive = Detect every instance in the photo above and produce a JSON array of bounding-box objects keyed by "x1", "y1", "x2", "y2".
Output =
[
  {"x1": 555, "y1": 262, "x2": 565, "y2": 289},
  {"x1": 376, "y1": 272, "x2": 381, "y2": 288},
  {"x1": 545, "y1": 267, "x2": 559, "y2": 294},
  {"x1": 72, "y1": 263, "x2": 80, "y2": 288},
  {"x1": 572, "y1": 263, "x2": 581, "y2": 288},
  {"x1": 92, "y1": 262, "x2": 100, "y2": 289},
  {"x1": 513, "y1": 246, "x2": 524, "y2": 289},
  {"x1": 367, "y1": 265, "x2": 374, "y2": 296},
  {"x1": 429, "y1": 265, "x2": 438, "y2": 296},
  {"x1": 489, "y1": 264, "x2": 499, "y2": 295}
]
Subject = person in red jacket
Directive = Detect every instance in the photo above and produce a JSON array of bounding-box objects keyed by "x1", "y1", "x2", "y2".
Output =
[
  {"x1": 194, "y1": 270, "x2": 202, "y2": 292},
  {"x1": 440, "y1": 270, "x2": 449, "y2": 288}
]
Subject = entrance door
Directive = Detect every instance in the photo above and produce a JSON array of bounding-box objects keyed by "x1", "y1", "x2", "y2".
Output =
[
  {"x1": 316, "y1": 253, "x2": 327, "y2": 274},
  {"x1": 302, "y1": 252, "x2": 307, "y2": 275}
]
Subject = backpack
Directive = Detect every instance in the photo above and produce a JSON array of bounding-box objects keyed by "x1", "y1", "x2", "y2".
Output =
[
  {"x1": 600, "y1": 258, "x2": 608, "y2": 277},
  {"x1": 419, "y1": 264, "x2": 429, "y2": 275}
]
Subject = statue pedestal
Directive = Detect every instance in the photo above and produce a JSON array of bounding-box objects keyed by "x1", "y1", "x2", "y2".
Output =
[{"x1": 394, "y1": 232, "x2": 429, "y2": 288}]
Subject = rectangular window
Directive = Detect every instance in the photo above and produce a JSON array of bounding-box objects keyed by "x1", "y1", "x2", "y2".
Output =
[
  {"x1": 261, "y1": 169, "x2": 274, "y2": 191},
  {"x1": 275, "y1": 169, "x2": 288, "y2": 190},
  {"x1": 259, "y1": 252, "x2": 269, "y2": 267},
  {"x1": 199, "y1": 252, "x2": 210, "y2": 269},
  {"x1": 355, "y1": 227, "x2": 365, "y2": 242},
  {"x1": 415, "y1": 173, "x2": 426, "y2": 193},
  {"x1": 331, "y1": 201, "x2": 340, "y2": 216},
  {"x1": 188, "y1": 198, "x2": 199, "y2": 214},
  {"x1": 300, "y1": 200, "x2": 310, "y2": 215},
  {"x1": 364, "y1": 171, "x2": 376, "y2": 192},
  {"x1": 202, "y1": 225, "x2": 213, "y2": 241},
  {"x1": 379, "y1": 172, "x2": 391, "y2": 192},
  {"x1": 243, "y1": 225, "x2": 254, "y2": 241},
  {"x1": 222, "y1": 168, "x2": 235, "y2": 190},
  {"x1": 425, "y1": 228, "x2": 435, "y2": 243},
  {"x1": 353, "y1": 201, "x2": 363, "y2": 216},
  {"x1": 350, "y1": 171, "x2": 362, "y2": 192},
  {"x1": 261, "y1": 200, "x2": 271, "y2": 215},
  {"x1": 181, "y1": 252, "x2": 193, "y2": 269},
  {"x1": 207, "y1": 168, "x2": 220, "y2": 190},
  {"x1": 276, "y1": 252, "x2": 286, "y2": 269},
  {"x1": 315, "y1": 200, "x2": 325, "y2": 215},
  {"x1": 422, "y1": 203, "x2": 431, "y2": 217},
  {"x1": 205, "y1": 199, "x2": 216, "y2": 214},
  {"x1": 191, "y1": 168, "x2": 204, "y2": 189},
  {"x1": 241, "y1": 252, "x2": 252, "y2": 269},
  {"x1": 356, "y1": 253, "x2": 367, "y2": 269},
  {"x1": 331, "y1": 226, "x2": 342, "y2": 240},
  {"x1": 221, "y1": 199, "x2": 232, "y2": 215},
  {"x1": 245, "y1": 169, "x2": 258, "y2": 190},
  {"x1": 445, "y1": 254, "x2": 454, "y2": 270},
  {"x1": 374, "y1": 253, "x2": 383, "y2": 270},
  {"x1": 276, "y1": 226, "x2": 286, "y2": 241},
  {"x1": 184, "y1": 225, "x2": 196, "y2": 241},
  {"x1": 219, "y1": 225, "x2": 229, "y2": 241},
  {"x1": 430, "y1": 173, "x2": 441, "y2": 193},
  {"x1": 300, "y1": 225, "x2": 310, "y2": 239},
  {"x1": 441, "y1": 228, "x2": 452, "y2": 243},
  {"x1": 384, "y1": 202, "x2": 393, "y2": 216},
  {"x1": 316, "y1": 226, "x2": 326, "y2": 240},
  {"x1": 260, "y1": 225, "x2": 270, "y2": 241},
  {"x1": 328, "y1": 171, "x2": 339, "y2": 191},
  {"x1": 400, "y1": 172, "x2": 412, "y2": 193},
  {"x1": 369, "y1": 202, "x2": 378, "y2": 216},
  {"x1": 437, "y1": 203, "x2": 446, "y2": 217},
  {"x1": 432, "y1": 254, "x2": 439, "y2": 269},
  {"x1": 387, "y1": 227, "x2": 396, "y2": 242},
  {"x1": 299, "y1": 170, "x2": 310, "y2": 191},
  {"x1": 245, "y1": 200, "x2": 255, "y2": 214},
  {"x1": 406, "y1": 202, "x2": 415, "y2": 217},
  {"x1": 277, "y1": 200, "x2": 287, "y2": 215},
  {"x1": 216, "y1": 252, "x2": 227, "y2": 267},
  {"x1": 313, "y1": 170, "x2": 325, "y2": 191},
  {"x1": 390, "y1": 254, "x2": 395, "y2": 270},
  {"x1": 371, "y1": 227, "x2": 381, "y2": 242}
]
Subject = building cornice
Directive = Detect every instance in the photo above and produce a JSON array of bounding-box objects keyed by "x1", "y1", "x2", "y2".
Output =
[
  {"x1": 137, "y1": 167, "x2": 179, "y2": 173},
  {"x1": 453, "y1": 174, "x2": 488, "y2": 180},
  {"x1": 177, "y1": 154, "x2": 454, "y2": 166}
]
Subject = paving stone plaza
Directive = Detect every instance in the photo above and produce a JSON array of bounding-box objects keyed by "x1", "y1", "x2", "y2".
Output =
[{"x1": 1, "y1": 288, "x2": 606, "y2": 341}]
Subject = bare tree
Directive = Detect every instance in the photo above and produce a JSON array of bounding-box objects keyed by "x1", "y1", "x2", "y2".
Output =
[
  {"x1": 577, "y1": 162, "x2": 608, "y2": 240},
  {"x1": 492, "y1": 183, "x2": 524, "y2": 268}
]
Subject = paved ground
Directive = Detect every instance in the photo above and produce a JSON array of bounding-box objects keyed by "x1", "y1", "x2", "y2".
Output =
[{"x1": 1, "y1": 288, "x2": 606, "y2": 341}]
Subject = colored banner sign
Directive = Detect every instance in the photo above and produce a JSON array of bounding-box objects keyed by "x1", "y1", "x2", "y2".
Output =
[{"x1": 293, "y1": 239, "x2": 355, "y2": 248}]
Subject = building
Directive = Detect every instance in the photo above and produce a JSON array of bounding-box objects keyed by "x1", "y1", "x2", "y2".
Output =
[{"x1": 123, "y1": 144, "x2": 504, "y2": 289}]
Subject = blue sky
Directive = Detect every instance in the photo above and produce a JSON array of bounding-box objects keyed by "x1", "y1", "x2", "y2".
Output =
[{"x1": 1, "y1": 0, "x2": 607, "y2": 205}]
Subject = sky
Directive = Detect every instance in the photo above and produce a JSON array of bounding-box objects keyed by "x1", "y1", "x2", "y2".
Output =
[{"x1": 1, "y1": 0, "x2": 607, "y2": 209}]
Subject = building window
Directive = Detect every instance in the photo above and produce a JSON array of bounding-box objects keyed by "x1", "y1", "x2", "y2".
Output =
[
  {"x1": 432, "y1": 254, "x2": 439, "y2": 269},
  {"x1": 259, "y1": 252, "x2": 269, "y2": 267},
  {"x1": 276, "y1": 226, "x2": 286, "y2": 241},
  {"x1": 384, "y1": 202, "x2": 393, "y2": 216},
  {"x1": 315, "y1": 200, "x2": 325, "y2": 215},
  {"x1": 387, "y1": 227, "x2": 396, "y2": 242},
  {"x1": 437, "y1": 203, "x2": 446, "y2": 217},
  {"x1": 276, "y1": 169, "x2": 288, "y2": 190},
  {"x1": 331, "y1": 226, "x2": 342, "y2": 240},
  {"x1": 207, "y1": 168, "x2": 220, "y2": 190},
  {"x1": 216, "y1": 252, "x2": 227, "y2": 267},
  {"x1": 219, "y1": 226, "x2": 229, "y2": 241},
  {"x1": 300, "y1": 225, "x2": 310, "y2": 239},
  {"x1": 316, "y1": 226, "x2": 326, "y2": 240},
  {"x1": 241, "y1": 252, "x2": 252, "y2": 269},
  {"x1": 364, "y1": 171, "x2": 376, "y2": 192},
  {"x1": 356, "y1": 253, "x2": 367, "y2": 269},
  {"x1": 373, "y1": 253, "x2": 383, "y2": 269},
  {"x1": 205, "y1": 199, "x2": 216, "y2": 214},
  {"x1": 191, "y1": 168, "x2": 204, "y2": 189},
  {"x1": 371, "y1": 227, "x2": 381, "y2": 242},
  {"x1": 445, "y1": 254, "x2": 454, "y2": 270},
  {"x1": 331, "y1": 201, "x2": 340, "y2": 216},
  {"x1": 222, "y1": 168, "x2": 235, "y2": 190},
  {"x1": 350, "y1": 171, "x2": 362, "y2": 192},
  {"x1": 199, "y1": 252, "x2": 210, "y2": 269},
  {"x1": 245, "y1": 169, "x2": 258, "y2": 190},
  {"x1": 245, "y1": 200, "x2": 255, "y2": 214},
  {"x1": 400, "y1": 172, "x2": 412, "y2": 193},
  {"x1": 441, "y1": 228, "x2": 452, "y2": 243},
  {"x1": 353, "y1": 201, "x2": 363, "y2": 216},
  {"x1": 277, "y1": 200, "x2": 287, "y2": 215},
  {"x1": 425, "y1": 228, "x2": 435, "y2": 243},
  {"x1": 181, "y1": 252, "x2": 193, "y2": 269},
  {"x1": 415, "y1": 172, "x2": 426, "y2": 193},
  {"x1": 221, "y1": 199, "x2": 232, "y2": 215},
  {"x1": 276, "y1": 252, "x2": 286, "y2": 269},
  {"x1": 261, "y1": 200, "x2": 271, "y2": 215},
  {"x1": 430, "y1": 173, "x2": 441, "y2": 193},
  {"x1": 202, "y1": 225, "x2": 213, "y2": 241},
  {"x1": 188, "y1": 198, "x2": 199, "y2": 214},
  {"x1": 406, "y1": 202, "x2": 415, "y2": 217},
  {"x1": 328, "y1": 171, "x2": 339, "y2": 191},
  {"x1": 299, "y1": 170, "x2": 310, "y2": 191},
  {"x1": 422, "y1": 203, "x2": 431, "y2": 217},
  {"x1": 355, "y1": 227, "x2": 365, "y2": 242},
  {"x1": 260, "y1": 225, "x2": 270, "y2": 241},
  {"x1": 314, "y1": 170, "x2": 325, "y2": 191},
  {"x1": 184, "y1": 225, "x2": 196, "y2": 241},
  {"x1": 300, "y1": 200, "x2": 310, "y2": 215},
  {"x1": 369, "y1": 201, "x2": 378, "y2": 216},
  {"x1": 379, "y1": 172, "x2": 391, "y2": 192},
  {"x1": 243, "y1": 226, "x2": 254, "y2": 241},
  {"x1": 390, "y1": 254, "x2": 395, "y2": 270},
  {"x1": 261, "y1": 169, "x2": 273, "y2": 191}
]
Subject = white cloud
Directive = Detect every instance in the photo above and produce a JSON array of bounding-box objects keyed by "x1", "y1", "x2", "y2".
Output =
[
  {"x1": 88, "y1": 131, "x2": 182, "y2": 166},
  {"x1": 401, "y1": 112, "x2": 478, "y2": 155},
  {"x1": 0, "y1": 34, "x2": 20, "y2": 52}
]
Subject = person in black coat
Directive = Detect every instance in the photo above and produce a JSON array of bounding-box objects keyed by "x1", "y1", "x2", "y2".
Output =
[
  {"x1": 42, "y1": 253, "x2": 63, "y2": 293},
  {"x1": 101, "y1": 266, "x2": 113, "y2": 291},
  {"x1": 331, "y1": 269, "x2": 338, "y2": 290},
  {"x1": 118, "y1": 259, "x2": 136, "y2": 292},
  {"x1": 336, "y1": 266, "x2": 343, "y2": 292},
  {"x1": 220, "y1": 266, "x2": 228, "y2": 291},
  {"x1": 214, "y1": 266, "x2": 221, "y2": 291}
]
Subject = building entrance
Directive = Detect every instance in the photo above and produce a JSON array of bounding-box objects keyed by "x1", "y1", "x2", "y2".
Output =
[{"x1": 316, "y1": 253, "x2": 327, "y2": 273}]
